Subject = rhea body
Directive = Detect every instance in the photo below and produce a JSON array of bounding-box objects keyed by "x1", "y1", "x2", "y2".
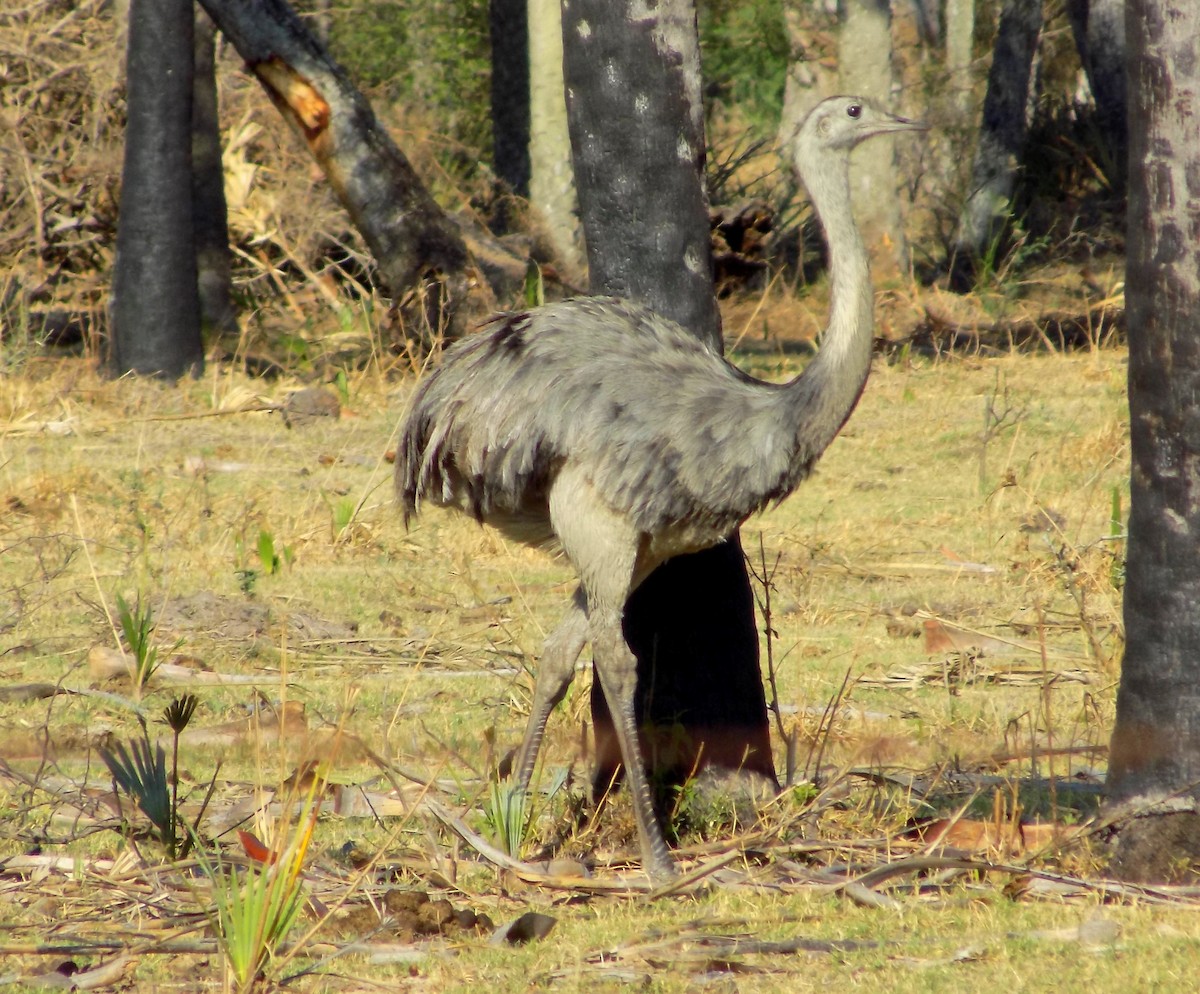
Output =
[{"x1": 397, "y1": 97, "x2": 924, "y2": 880}]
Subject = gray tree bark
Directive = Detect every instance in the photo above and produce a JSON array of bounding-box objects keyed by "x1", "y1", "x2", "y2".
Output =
[
  {"x1": 110, "y1": 0, "x2": 204, "y2": 379},
  {"x1": 563, "y1": 0, "x2": 721, "y2": 344},
  {"x1": 561, "y1": 0, "x2": 776, "y2": 805},
  {"x1": 838, "y1": 0, "x2": 909, "y2": 275},
  {"x1": 1106, "y1": 0, "x2": 1200, "y2": 883},
  {"x1": 944, "y1": 0, "x2": 976, "y2": 117},
  {"x1": 192, "y1": 8, "x2": 239, "y2": 338},
  {"x1": 779, "y1": 1, "x2": 835, "y2": 139},
  {"x1": 950, "y1": 0, "x2": 1043, "y2": 291},
  {"x1": 528, "y1": 0, "x2": 582, "y2": 274}
]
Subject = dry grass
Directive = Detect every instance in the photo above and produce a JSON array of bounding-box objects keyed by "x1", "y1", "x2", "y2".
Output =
[{"x1": 3, "y1": 338, "x2": 1193, "y2": 993}]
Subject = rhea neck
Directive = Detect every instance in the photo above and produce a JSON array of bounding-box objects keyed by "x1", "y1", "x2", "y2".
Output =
[{"x1": 783, "y1": 143, "x2": 875, "y2": 458}]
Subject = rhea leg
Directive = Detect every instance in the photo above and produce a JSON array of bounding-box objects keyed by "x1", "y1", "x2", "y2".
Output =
[
  {"x1": 549, "y1": 465, "x2": 676, "y2": 880},
  {"x1": 588, "y1": 608, "x2": 675, "y2": 880},
  {"x1": 512, "y1": 586, "x2": 588, "y2": 798}
]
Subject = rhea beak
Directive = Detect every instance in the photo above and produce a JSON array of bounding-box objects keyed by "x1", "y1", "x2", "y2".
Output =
[{"x1": 876, "y1": 113, "x2": 930, "y2": 134}]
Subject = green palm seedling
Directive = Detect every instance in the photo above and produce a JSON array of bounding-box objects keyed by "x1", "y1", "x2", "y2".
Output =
[
  {"x1": 101, "y1": 726, "x2": 174, "y2": 856},
  {"x1": 101, "y1": 695, "x2": 201, "y2": 860},
  {"x1": 115, "y1": 593, "x2": 161, "y2": 699},
  {"x1": 484, "y1": 780, "x2": 531, "y2": 858}
]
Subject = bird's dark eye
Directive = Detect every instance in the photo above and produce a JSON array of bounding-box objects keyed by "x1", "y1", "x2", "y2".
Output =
[{"x1": 847, "y1": 104, "x2": 862, "y2": 119}]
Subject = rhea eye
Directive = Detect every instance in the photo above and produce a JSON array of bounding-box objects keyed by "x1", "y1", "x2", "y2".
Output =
[{"x1": 847, "y1": 104, "x2": 862, "y2": 119}]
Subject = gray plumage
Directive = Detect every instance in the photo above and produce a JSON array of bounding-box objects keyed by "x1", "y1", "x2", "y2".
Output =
[
  {"x1": 402, "y1": 297, "x2": 828, "y2": 541},
  {"x1": 396, "y1": 96, "x2": 924, "y2": 881}
]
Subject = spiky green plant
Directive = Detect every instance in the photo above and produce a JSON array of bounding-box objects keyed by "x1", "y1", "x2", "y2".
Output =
[
  {"x1": 1110, "y1": 485, "x2": 1126, "y2": 589},
  {"x1": 163, "y1": 694, "x2": 199, "y2": 858},
  {"x1": 331, "y1": 497, "x2": 357, "y2": 541},
  {"x1": 194, "y1": 777, "x2": 322, "y2": 992},
  {"x1": 256, "y1": 528, "x2": 294, "y2": 575},
  {"x1": 483, "y1": 780, "x2": 531, "y2": 858},
  {"x1": 522, "y1": 259, "x2": 544, "y2": 308},
  {"x1": 115, "y1": 592, "x2": 160, "y2": 698},
  {"x1": 101, "y1": 729, "x2": 173, "y2": 854},
  {"x1": 204, "y1": 855, "x2": 308, "y2": 992},
  {"x1": 101, "y1": 695, "x2": 201, "y2": 860}
]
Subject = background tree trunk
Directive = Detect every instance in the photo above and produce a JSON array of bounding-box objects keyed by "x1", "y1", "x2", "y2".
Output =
[
  {"x1": 489, "y1": 0, "x2": 531, "y2": 198},
  {"x1": 192, "y1": 8, "x2": 239, "y2": 338},
  {"x1": 950, "y1": 0, "x2": 1043, "y2": 291},
  {"x1": 109, "y1": 0, "x2": 204, "y2": 379},
  {"x1": 944, "y1": 0, "x2": 976, "y2": 118},
  {"x1": 528, "y1": 0, "x2": 582, "y2": 275},
  {"x1": 1106, "y1": 0, "x2": 1200, "y2": 883},
  {"x1": 779, "y1": 1, "x2": 835, "y2": 141},
  {"x1": 561, "y1": 0, "x2": 776, "y2": 807},
  {"x1": 1065, "y1": 0, "x2": 1128, "y2": 192},
  {"x1": 838, "y1": 0, "x2": 909, "y2": 275}
]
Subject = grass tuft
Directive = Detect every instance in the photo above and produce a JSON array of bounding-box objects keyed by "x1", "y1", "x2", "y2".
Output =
[{"x1": 193, "y1": 770, "x2": 323, "y2": 993}]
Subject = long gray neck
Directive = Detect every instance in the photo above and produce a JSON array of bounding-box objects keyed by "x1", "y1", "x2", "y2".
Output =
[{"x1": 783, "y1": 150, "x2": 874, "y2": 461}]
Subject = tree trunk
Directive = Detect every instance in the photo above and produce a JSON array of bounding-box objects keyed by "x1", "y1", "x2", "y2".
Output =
[
  {"x1": 838, "y1": 0, "x2": 909, "y2": 275},
  {"x1": 1065, "y1": 0, "x2": 1128, "y2": 192},
  {"x1": 197, "y1": 0, "x2": 501, "y2": 338},
  {"x1": 944, "y1": 0, "x2": 976, "y2": 117},
  {"x1": 1106, "y1": 0, "x2": 1200, "y2": 884},
  {"x1": 528, "y1": 0, "x2": 582, "y2": 274},
  {"x1": 109, "y1": 0, "x2": 204, "y2": 379},
  {"x1": 779, "y1": 2, "x2": 835, "y2": 142},
  {"x1": 950, "y1": 0, "x2": 1043, "y2": 291},
  {"x1": 561, "y1": 0, "x2": 776, "y2": 807},
  {"x1": 563, "y1": 0, "x2": 721, "y2": 344},
  {"x1": 192, "y1": 8, "x2": 239, "y2": 338},
  {"x1": 489, "y1": 0, "x2": 531, "y2": 198}
]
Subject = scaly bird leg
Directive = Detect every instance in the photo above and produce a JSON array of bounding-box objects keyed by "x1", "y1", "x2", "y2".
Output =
[
  {"x1": 512, "y1": 586, "x2": 588, "y2": 798},
  {"x1": 590, "y1": 611, "x2": 676, "y2": 881}
]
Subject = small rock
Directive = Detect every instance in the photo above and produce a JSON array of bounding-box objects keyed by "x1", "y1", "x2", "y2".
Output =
[{"x1": 283, "y1": 387, "x2": 341, "y2": 428}]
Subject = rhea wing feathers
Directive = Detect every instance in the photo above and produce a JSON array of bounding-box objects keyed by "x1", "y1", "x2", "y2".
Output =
[{"x1": 396, "y1": 298, "x2": 835, "y2": 542}]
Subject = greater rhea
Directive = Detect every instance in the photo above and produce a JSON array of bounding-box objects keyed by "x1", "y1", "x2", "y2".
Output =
[{"x1": 397, "y1": 96, "x2": 924, "y2": 880}]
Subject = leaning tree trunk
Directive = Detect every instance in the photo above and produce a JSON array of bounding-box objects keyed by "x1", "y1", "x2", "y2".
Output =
[
  {"x1": 109, "y1": 0, "x2": 204, "y2": 379},
  {"x1": 1105, "y1": 0, "x2": 1200, "y2": 884},
  {"x1": 192, "y1": 8, "x2": 239, "y2": 338},
  {"x1": 561, "y1": 0, "x2": 777, "y2": 807},
  {"x1": 196, "y1": 0, "x2": 507, "y2": 338},
  {"x1": 949, "y1": 0, "x2": 1043, "y2": 291}
]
